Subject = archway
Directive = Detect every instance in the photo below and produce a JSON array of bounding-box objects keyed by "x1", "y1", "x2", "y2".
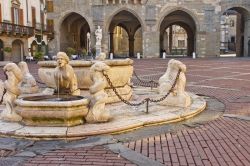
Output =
[
  {"x1": 60, "y1": 12, "x2": 90, "y2": 53},
  {"x1": 113, "y1": 26, "x2": 129, "y2": 57},
  {"x1": 220, "y1": 7, "x2": 249, "y2": 57},
  {"x1": 160, "y1": 10, "x2": 196, "y2": 57},
  {"x1": 0, "y1": 40, "x2": 4, "y2": 61},
  {"x1": 12, "y1": 40, "x2": 24, "y2": 62},
  {"x1": 31, "y1": 40, "x2": 38, "y2": 57},
  {"x1": 109, "y1": 10, "x2": 142, "y2": 57}
]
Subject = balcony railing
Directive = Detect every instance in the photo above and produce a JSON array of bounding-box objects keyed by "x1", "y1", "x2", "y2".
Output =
[{"x1": 0, "y1": 22, "x2": 34, "y2": 37}]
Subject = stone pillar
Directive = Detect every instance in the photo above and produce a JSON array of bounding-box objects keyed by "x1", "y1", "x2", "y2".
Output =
[
  {"x1": 169, "y1": 26, "x2": 173, "y2": 54},
  {"x1": 244, "y1": 15, "x2": 250, "y2": 57},
  {"x1": 110, "y1": 32, "x2": 114, "y2": 53},
  {"x1": 195, "y1": 32, "x2": 207, "y2": 57},
  {"x1": 129, "y1": 36, "x2": 135, "y2": 57},
  {"x1": 236, "y1": 13, "x2": 243, "y2": 57},
  {"x1": 163, "y1": 31, "x2": 168, "y2": 53},
  {"x1": 143, "y1": 31, "x2": 160, "y2": 58}
]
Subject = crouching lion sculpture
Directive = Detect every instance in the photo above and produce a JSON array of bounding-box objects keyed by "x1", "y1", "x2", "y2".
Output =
[{"x1": 158, "y1": 59, "x2": 191, "y2": 107}]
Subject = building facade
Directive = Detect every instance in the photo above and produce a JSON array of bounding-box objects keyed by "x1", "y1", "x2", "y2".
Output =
[
  {"x1": 48, "y1": 0, "x2": 250, "y2": 58},
  {"x1": 0, "y1": 0, "x2": 52, "y2": 62}
]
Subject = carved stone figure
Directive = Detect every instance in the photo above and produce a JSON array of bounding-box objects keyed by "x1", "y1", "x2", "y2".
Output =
[
  {"x1": 158, "y1": 59, "x2": 191, "y2": 107},
  {"x1": 95, "y1": 26, "x2": 102, "y2": 46},
  {"x1": 18, "y1": 61, "x2": 39, "y2": 94},
  {"x1": 0, "y1": 63, "x2": 23, "y2": 121},
  {"x1": 54, "y1": 52, "x2": 80, "y2": 95},
  {"x1": 86, "y1": 62, "x2": 110, "y2": 123}
]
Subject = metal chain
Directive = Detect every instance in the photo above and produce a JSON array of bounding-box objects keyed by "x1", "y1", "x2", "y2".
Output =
[
  {"x1": 103, "y1": 71, "x2": 148, "y2": 106},
  {"x1": 133, "y1": 71, "x2": 159, "y2": 88},
  {"x1": 149, "y1": 70, "x2": 181, "y2": 103},
  {"x1": 102, "y1": 69, "x2": 181, "y2": 107}
]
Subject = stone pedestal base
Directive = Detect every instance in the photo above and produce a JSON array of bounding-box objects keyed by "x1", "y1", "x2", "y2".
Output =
[{"x1": 159, "y1": 92, "x2": 191, "y2": 108}]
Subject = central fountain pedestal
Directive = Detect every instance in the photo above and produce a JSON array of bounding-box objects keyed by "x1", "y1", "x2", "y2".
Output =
[{"x1": 15, "y1": 95, "x2": 89, "y2": 127}]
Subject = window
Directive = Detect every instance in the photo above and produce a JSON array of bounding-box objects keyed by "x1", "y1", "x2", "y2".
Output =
[
  {"x1": 47, "y1": 19, "x2": 54, "y2": 31},
  {"x1": 178, "y1": 40, "x2": 185, "y2": 48},
  {"x1": 231, "y1": 36, "x2": 235, "y2": 43},
  {"x1": 32, "y1": 7, "x2": 36, "y2": 28},
  {"x1": 230, "y1": 20, "x2": 234, "y2": 27},
  {"x1": 14, "y1": 8, "x2": 19, "y2": 24},
  {"x1": 46, "y1": 0, "x2": 53, "y2": 12}
]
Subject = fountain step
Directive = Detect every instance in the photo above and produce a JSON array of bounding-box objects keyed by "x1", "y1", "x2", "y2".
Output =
[{"x1": 0, "y1": 91, "x2": 206, "y2": 140}]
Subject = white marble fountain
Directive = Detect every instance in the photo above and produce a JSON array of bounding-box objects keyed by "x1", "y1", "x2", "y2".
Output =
[{"x1": 0, "y1": 52, "x2": 206, "y2": 140}]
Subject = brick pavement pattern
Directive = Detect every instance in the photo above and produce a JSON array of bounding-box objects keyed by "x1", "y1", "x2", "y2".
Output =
[
  {"x1": 1, "y1": 58, "x2": 250, "y2": 166},
  {"x1": 125, "y1": 117, "x2": 250, "y2": 166},
  {"x1": 23, "y1": 145, "x2": 136, "y2": 166}
]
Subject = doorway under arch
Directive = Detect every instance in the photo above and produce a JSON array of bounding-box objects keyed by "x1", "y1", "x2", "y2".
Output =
[
  {"x1": 31, "y1": 40, "x2": 38, "y2": 57},
  {"x1": 0, "y1": 39, "x2": 4, "y2": 61},
  {"x1": 12, "y1": 40, "x2": 24, "y2": 62},
  {"x1": 60, "y1": 12, "x2": 90, "y2": 53},
  {"x1": 220, "y1": 7, "x2": 250, "y2": 57},
  {"x1": 109, "y1": 10, "x2": 142, "y2": 57},
  {"x1": 160, "y1": 10, "x2": 196, "y2": 57}
]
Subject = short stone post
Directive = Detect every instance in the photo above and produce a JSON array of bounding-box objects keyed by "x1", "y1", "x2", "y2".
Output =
[
  {"x1": 110, "y1": 53, "x2": 113, "y2": 59},
  {"x1": 137, "y1": 53, "x2": 140, "y2": 59},
  {"x1": 192, "y1": 52, "x2": 196, "y2": 59},
  {"x1": 162, "y1": 52, "x2": 166, "y2": 59}
]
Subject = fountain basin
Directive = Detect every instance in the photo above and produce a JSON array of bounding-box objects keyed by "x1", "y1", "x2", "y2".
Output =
[
  {"x1": 15, "y1": 95, "x2": 89, "y2": 127},
  {"x1": 38, "y1": 59, "x2": 133, "y2": 90}
]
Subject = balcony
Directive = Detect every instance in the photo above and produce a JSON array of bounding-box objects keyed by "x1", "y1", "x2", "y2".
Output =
[{"x1": 0, "y1": 22, "x2": 34, "y2": 37}]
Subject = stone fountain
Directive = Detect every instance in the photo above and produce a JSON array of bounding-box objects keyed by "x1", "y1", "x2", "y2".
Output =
[{"x1": 0, "y1": 52, "x2": 206, "y2": 140}]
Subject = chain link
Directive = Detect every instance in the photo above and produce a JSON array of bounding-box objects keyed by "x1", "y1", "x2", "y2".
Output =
[
  {"x1": 133, "y1": 71, "x2": 159, "y2": 88},
  {"x1": 102, "y1": 69, "x2": 181, "y2": 107}
]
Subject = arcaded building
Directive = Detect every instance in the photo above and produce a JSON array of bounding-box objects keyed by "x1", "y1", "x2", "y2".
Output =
[
  {"x1": 0, "y1": 0, "x2": 54, "y2": 62},
  {"x1": 48, "y1": 0, "x2": 250, "y2": 58}
]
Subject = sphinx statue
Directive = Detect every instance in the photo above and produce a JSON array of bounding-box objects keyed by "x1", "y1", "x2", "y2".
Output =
[
  {"x1": 158, "y1": 59, "x2": 191, "y2": 107},
  {"x1": 86, "y1": 62, "x2": 110, "y2": 123},
  {"x1": 0, "y1": 63, "x2": 23, "y2": 121},
  {"x1": 54, "y1": 52, "x2": 80, "y2": 96},
  {"x1": 18, "y1": 61, "x2": 39, "y2": 94}
]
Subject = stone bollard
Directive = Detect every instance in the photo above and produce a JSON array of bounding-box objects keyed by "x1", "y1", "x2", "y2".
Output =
[
  {"x1": 192, "y1": 52, "x2": 196, "y2": 59},
  {"x1": 110, "y1": 53, "x2": 113, "y2": 59},
  {"x1": 163, "y1": 52, "x2": 166, "y2": 59},
  {"x1": 137, "y1": 53, "x2": 140, "y2": 59}
]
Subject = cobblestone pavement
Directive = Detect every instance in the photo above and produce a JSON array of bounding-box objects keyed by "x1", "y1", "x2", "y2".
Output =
[{"x1": 0, "y1": 58, "x2": 250, "y2": 166}]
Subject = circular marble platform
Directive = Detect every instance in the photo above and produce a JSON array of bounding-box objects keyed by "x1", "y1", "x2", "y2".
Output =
[{"x1": 0, "y1": 88, "x2": 206, "y2": 140}]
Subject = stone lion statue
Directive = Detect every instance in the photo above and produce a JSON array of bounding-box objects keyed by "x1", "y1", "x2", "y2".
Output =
[
  {"x1": 158, "y1": 59, "x2": 191, "y2": 107},
  {"x1": 86, "y1": 62, "x2": 111, "y2": 123},
  {"x1": 0, "y1": 63, "x2": 23, "y2": 121},
  {"x1": 54, "y1": 52, "x2": 80, "y2": 96},
  {"x1": 18, "y1": 61, "x2": 39, "y2": 94}
]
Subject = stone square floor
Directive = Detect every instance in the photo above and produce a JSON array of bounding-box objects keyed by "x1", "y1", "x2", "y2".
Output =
[{"x1": 0, "y1": 57, "x2": 250, "y2": 166}]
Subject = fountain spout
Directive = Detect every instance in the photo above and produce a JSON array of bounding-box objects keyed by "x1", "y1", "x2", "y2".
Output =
[{"x1": 54, "y1": 52, "x2": 80, "y2": 96}]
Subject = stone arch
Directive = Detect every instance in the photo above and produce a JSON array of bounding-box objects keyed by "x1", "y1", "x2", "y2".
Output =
[
  {"x1": 220, "y1": 6, "x2": 250, "y2": 57},
  {"x1": 0, "y1": 39, "x2": 4, "y2": 61},
  {"x1": 59, "y1": 12, "x2": 91, "y2": 53},
  {"x1": 106, "y1": 8, "x2": 145, "y2": 57},
  {"x1": 157, "y1": 6, "x2": 200, "y2": 32},
  {"x1": 159, "y1": 9, "x2": 197, "y2": 57},
  {"x1": 58, "y1": 11, "x2": 94, "y2": 33},
  {"x1": 105, "y1": 7, "x2": 146, "y2": 33},
  {"x1": 12, "y1": 39, "x2": 24, "y2": 62}
]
